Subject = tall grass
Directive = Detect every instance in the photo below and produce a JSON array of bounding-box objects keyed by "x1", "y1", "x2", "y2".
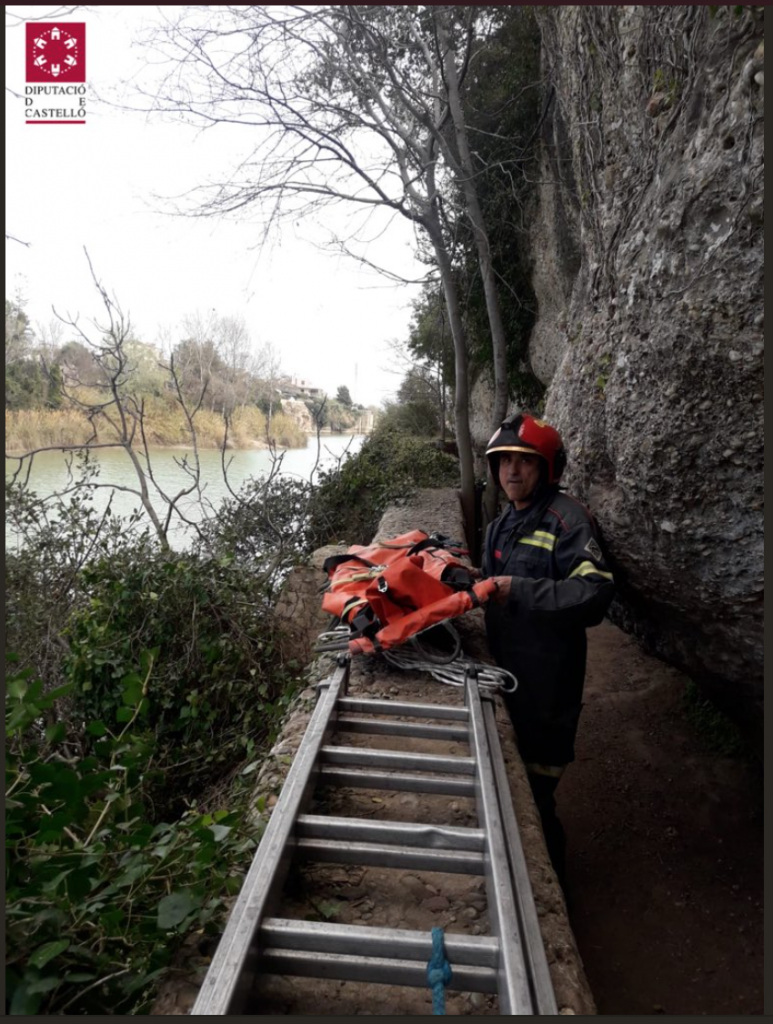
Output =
[
  {"x1": 266, "y1": 411, "x2": 307, "y2": 449},
  {"x1": 5, "y1": 409, "x2": 94, "y2": 452},
  {"x1": 5, "y1": 405, "x2": 308, "y2": 452}
]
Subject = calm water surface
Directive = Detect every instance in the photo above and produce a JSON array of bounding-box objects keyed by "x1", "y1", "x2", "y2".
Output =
[{"x1": 6, "y1": 434, "x2": 364, "y2": 550}]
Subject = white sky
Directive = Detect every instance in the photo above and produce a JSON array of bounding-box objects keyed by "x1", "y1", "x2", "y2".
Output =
[{"x1": 5, "y1": 5, "x2": 428, "y2": 406}]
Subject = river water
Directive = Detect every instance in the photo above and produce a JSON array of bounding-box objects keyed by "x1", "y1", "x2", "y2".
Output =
[{"x1": 6, "y1": 434, "x2": 364, "y2": 551}]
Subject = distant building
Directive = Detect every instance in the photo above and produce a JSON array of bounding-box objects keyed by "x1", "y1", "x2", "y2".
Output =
[
  {"x1": 278, "y1": 375, "x2": 325, "y2": 400},
  {"x1": 355, "y1": 409, "x2": 375, "y2": 433}
]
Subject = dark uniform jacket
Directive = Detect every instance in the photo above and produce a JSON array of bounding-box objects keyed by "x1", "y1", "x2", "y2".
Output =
[{"x1": 482, "y1": 485, "x2": 614, "y2": 767}]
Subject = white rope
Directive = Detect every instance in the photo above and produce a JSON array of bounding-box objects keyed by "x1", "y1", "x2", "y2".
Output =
[
  {"x1": 316, "y1": 626, "x2": 518, "y2": 696},
  {"x1": 383, "y1": 646, "x2": 518, "y2": 695}
]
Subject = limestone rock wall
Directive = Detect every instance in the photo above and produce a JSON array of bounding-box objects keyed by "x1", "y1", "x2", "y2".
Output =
[
  {"x1": 526, "y1": 6, "x2": 763, "y2": 744},
  {"x1": 280, "y1": 397, "x2": 314, "y2": 433}
]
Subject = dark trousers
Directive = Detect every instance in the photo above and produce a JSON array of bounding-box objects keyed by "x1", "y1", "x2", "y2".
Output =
[{"x1": 527, "y1": 771, "x2": 567, "y2": 888}]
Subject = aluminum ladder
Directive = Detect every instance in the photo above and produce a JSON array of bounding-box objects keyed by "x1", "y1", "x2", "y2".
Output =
[{"x1": 191, "y1": 656, "x2": 558, "y2": 1015}]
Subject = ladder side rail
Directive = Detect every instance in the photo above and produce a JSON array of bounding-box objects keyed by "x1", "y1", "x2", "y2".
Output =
[
  {"x1": 466, "y1": 678, "x2": 535, "y2": 1015},
  {"x1": 482, "y1": 700, "x2": 559, "y2": 1015},
  {"x1": 190, "y1": 659, "x2": 350, "y2": 1016}
]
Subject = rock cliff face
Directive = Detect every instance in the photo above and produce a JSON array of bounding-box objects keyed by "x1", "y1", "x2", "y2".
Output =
[
  {"x1": 281, "y1": 397, "x2": 314, "y2": 433},
  {"x1": 524, "y1": 7, "x2": 763, "y2": 745}
]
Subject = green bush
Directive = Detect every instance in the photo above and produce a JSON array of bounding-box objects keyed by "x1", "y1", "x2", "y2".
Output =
[
  {"x1": 376, "y1": 397, "x2": 443, "y2": 437},
  {"x1": 307, "y1": 427, "x2": 460, "y2": 546},
  {"x1": 4, "y1": 426, "x2": 458, "y2": 1015},
  {"x1": 5, "y1": 471, "x2": 308, "y2": 1015},
  {"x1": 5, "y1": 655, "x2": 260, "y2": 1015},
  {"x1": 195, "y1": 474, "x2": 314, "y2": 593},
  {"x1": 64, "y1": 549, "x2": 298, "y2": 818},
  {"x1": 6, "y1": 479, "x2": 151, "y2": 690}
]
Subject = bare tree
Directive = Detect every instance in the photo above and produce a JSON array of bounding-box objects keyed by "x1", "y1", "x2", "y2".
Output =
[
  {"x1": 5, "y1": 288, "x2": 34, "y2": 366},
  {"x1": 174, "y1": 310, "x2": 223, "y2": 412},
  {"x1": 213, "y1": 313, "x2": 253, "y2": 414},
  {"x1": 136, "y1": 4, "x2": 494, "y2": 541},
  {"x1": 6, "y1": 6, "x2": 90, "y2": 27},
  {"x1": 35, "y1": 317, "x2": 66, "y2": 365},
  {"x1": 7, "y1": 251, "x2": 212, "y2": 552},
  {"x1": 254, "y1": 340, "x2": 283, "y2": 436}
]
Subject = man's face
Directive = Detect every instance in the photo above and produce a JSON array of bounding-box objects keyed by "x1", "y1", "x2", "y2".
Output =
[{"x1": 498, "y1": 450, "x2": 543, "y2": 508}]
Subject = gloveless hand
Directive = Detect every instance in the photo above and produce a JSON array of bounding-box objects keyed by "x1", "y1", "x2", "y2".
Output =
[{"x1": 488, "y1": 576, "x2": 512, "y2": 604}]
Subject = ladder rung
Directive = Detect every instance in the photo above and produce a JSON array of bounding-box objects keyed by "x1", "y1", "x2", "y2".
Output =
[
  {"x1": 296, "y1": 837, "x2": 484, "y2": 874},
  {"x1": 336, "y1": 715, "x2": 469, "y2": 741},
  {"x1": 319, "y1": 765, "x2": 476, "y2": 796},
  {"x1": 321, "y1": 745, "x2": 476, "y2": 775},
  {"x1": 257, "y1": 948, "x2": 498, "y2": 994},
  {"x1": 297, "y1": 814, "x2": 486, "y2": 851},
  {"x1": 338, "y1": 697, "x2": 469, "y2": 721},
  {"x1": 261, "y1": 918, "x2": 498, "y2": 966}
]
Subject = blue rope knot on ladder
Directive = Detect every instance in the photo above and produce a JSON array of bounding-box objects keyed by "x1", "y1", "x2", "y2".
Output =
[{"x1": 426, "y1": 926, "x2": 453, "y2": 1014}]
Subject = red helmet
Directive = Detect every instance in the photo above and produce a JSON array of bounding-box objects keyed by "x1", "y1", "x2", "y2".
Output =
[{"x1": 486, "y1": 413, "x2": 567, "y2": 485}]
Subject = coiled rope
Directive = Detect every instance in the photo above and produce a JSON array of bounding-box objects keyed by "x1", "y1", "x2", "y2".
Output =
[{"x1": 316, "y1": 625, "x2": 518, "y2": 695}]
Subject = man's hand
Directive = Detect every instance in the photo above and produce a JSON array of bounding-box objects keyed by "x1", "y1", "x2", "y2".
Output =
[{"x1": 489, "y1": 576, "x2": 513, "y2": 604}]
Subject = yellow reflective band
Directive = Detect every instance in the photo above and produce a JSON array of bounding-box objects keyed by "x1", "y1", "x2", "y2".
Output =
[
  {"x1": 525, "y1": 762, "x2": 566, "y2": 779},
  {"x1": 518, "y1": 535, "x2": 554, "y2": 552},
  {"x1": 532, "y1": 530, "x2": 557, "y2": 547},
  {"x1": 569, "y1": 560, "x2": 614, "y2": 581}
]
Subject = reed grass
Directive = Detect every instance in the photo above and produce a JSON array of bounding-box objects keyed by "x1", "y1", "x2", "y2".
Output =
[{"x1": 6, "y1": 404, "x2": 308, "y2": 453}]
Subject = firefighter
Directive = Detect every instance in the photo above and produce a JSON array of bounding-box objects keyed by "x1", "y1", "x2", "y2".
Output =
[{"x1": 479, "y1": 413, "x2": 615, "y2": 885}]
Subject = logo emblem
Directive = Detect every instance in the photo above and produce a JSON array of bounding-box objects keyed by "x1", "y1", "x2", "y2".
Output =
[
  {"x1": 26, "y1": 23, "x2": 86, "y2": 83},
  {"x1": 584, "y1": 537, "x2": 603, "y2": 563}
]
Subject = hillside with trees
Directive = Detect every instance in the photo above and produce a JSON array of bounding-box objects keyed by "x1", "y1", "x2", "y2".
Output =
[{"x1": 4, "y1": 288, "x2": 373, "y2": 453}]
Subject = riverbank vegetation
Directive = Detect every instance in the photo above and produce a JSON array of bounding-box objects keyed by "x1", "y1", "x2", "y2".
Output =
[
  {"x1": 5, "y1": 404, "x2": 307, "y2": 453},
  {"x1": 5, "y1": 296, "x2": 370, "y2": 454},
  {"x1": 5, "y1": 410, "x2": 458, "y2": 1013}
]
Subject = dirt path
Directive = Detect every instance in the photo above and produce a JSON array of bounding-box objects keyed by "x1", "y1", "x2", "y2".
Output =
[{"x1": 559, "y1": 621, "x2": 763, "y2": 1016}]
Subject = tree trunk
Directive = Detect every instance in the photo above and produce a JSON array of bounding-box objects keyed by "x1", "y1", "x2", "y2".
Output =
[
  {"x1": 425, "y1": 214, "x2": 476, "y2": 549},
  {"x1": 437, "y1": 14, "x2": 509, "y2": 526},
  {"x1": 439, "y1": 354, "x2": 447, "y2": 444}
]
